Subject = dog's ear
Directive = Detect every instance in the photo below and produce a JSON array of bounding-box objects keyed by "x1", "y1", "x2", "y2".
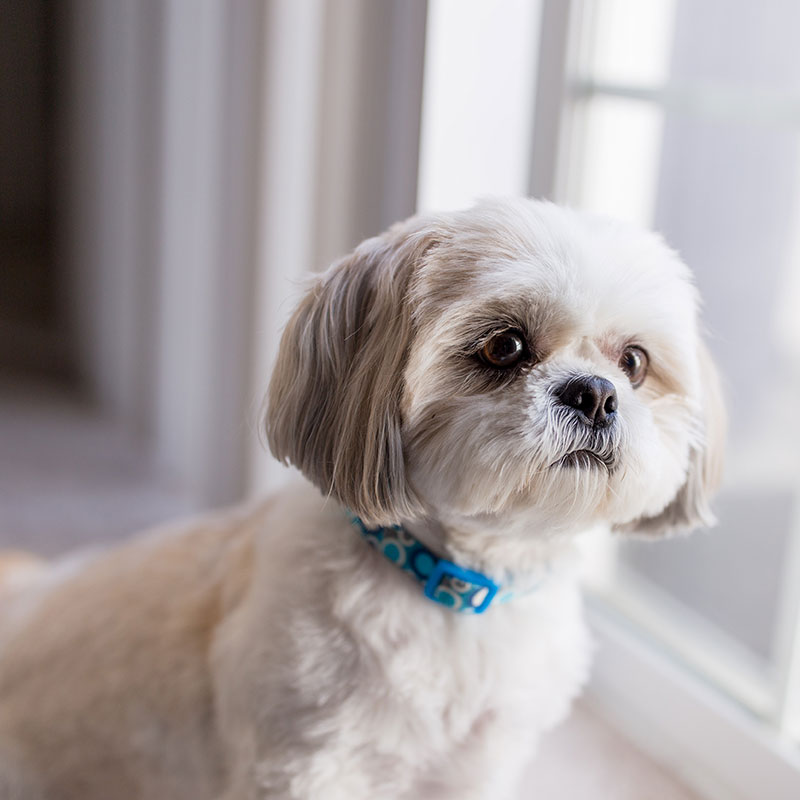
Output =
[
  {"x1": 619, "y1": 339, "x2": 726, "y2": 536},
  {"x1": 266, "y1": 220, "x2": 439, "y2": 526}
]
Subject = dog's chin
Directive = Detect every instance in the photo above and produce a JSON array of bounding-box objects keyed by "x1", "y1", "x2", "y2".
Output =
[{"x1": 552, "y1": 449, "x2": 617, "y2": 471}]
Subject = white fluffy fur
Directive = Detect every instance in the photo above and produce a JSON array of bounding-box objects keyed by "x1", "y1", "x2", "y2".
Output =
[{"x1": 0, "y1": 199, "x2": 723, "y2": 799}]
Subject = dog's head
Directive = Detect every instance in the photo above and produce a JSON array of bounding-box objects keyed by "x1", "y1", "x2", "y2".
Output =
[{"x1": 266, "y1": 198, "x2": 724, "y2": 556}]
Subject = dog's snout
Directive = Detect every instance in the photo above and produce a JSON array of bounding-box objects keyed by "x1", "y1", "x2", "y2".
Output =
[{"x1": 556, "y1": 376, "x2": 618, "y2": 427}]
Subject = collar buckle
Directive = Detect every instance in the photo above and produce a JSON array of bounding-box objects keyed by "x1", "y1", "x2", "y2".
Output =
[
  {"x1": 348, "y1": 511, "x2": 515, "y2": 614},
  {"x1": 423, "y1": 559, "x2": 499, "y2": 614}
]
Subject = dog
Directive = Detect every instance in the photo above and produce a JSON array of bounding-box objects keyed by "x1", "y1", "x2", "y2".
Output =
[{"x1": 0, "y1": 198, "x2": 724, "y2": 799}]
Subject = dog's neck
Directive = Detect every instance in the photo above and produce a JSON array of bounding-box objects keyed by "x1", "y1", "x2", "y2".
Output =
[
  {"x1": 351, "y1": 509, "x2": 584, "y2": 614},
  {"x1": 405, "y1": 510, "x2": 584, "y2": 579}
]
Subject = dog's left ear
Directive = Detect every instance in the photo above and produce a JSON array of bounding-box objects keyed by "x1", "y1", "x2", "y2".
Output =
[
  {"x1": 619, "y1": 339, "x2": 726, "y2": 536},
  {"x1": 265, "y1": 219, "x2": 441, "y2": 526}
]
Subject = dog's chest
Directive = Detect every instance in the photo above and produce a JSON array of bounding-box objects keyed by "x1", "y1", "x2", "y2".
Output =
[{"x1": 290, "y1": 579, "x2": 590, "y2": 799}]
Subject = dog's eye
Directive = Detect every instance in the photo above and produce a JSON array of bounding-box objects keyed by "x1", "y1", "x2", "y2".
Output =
[
  {"x1": 479, "y1": 331, "x2": 526, "y2": 368},
  {"x1": 619, "y1": 345, "x2": 649, "y2": 388}
]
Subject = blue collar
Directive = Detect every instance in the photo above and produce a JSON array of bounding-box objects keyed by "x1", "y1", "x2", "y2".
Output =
[{"x1": 348, "y1": 513, "x2": 542, "y2": 614}]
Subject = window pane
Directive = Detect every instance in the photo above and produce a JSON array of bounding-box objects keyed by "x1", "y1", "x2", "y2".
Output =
[
  {"x1": 667, "y1": 0, "x2": 800, "y2": 94},
  {"x1": 621, "y1": 54, "x2": 800, "y2": 677}
]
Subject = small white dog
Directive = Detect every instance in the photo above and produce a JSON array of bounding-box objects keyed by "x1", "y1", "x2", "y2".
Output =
[{"x1": 0, "y1": 198, "x2": 723, "y2": 799}]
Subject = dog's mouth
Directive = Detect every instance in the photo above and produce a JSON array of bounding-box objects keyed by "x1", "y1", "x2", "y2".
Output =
[{"x1": 553, "y1": 449, "x2": 616, "y2": 471}]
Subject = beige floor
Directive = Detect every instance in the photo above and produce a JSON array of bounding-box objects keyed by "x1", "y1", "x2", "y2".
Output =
[{"x1": 0, "y1": 378, "x2": 700, "y2": 799}]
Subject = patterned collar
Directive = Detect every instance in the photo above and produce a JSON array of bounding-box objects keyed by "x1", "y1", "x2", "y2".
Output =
[{"x1": 348, "y1": 513, "x2": 545, "y2": 614}]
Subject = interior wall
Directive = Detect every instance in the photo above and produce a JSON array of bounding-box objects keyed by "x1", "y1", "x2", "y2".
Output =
[{"x1": 0, "y1": 0, "x2": 430, "y2": 510}]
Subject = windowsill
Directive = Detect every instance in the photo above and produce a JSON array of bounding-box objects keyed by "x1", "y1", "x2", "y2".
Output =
[
  {"x1": 523, "y1": 699, "x2": 702, "y2": 799},
  {"x1": 586, "y1": 605, "x2": 800, "y2": 800}
]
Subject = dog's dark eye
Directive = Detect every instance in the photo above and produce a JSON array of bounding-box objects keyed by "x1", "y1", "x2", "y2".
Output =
[
  {"x1": 619, "y1": 345, "x2": 649, "y2": 388},
  {"x1": 479, "y1": 331, "x2": 526, "y2": 368}
]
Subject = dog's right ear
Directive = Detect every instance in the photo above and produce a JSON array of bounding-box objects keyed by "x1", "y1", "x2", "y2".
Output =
[
  {"x1": 265, "y1": 220, "x2": 441, "y2": 526},
  {"x1": 616, "y1": 338, "x2": 726, "y2": 536}
]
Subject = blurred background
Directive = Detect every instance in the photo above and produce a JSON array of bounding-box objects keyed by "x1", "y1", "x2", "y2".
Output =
[{"x1": 1, "y1": 1, "x2": 799, "y2": 797}]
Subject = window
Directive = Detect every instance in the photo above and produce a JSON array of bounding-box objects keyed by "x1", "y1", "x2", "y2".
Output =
[
  {"x1": 420, "y1": 0, "x2": 800, "y2": 795},
  {"x1": 560, "y1": 0, "x2": 800, "y2": 740}
]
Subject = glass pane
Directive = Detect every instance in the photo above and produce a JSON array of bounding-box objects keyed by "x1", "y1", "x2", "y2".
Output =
[
  {"x1": 629, "y1": 102, "x2": 800, "y2": 657},
  {"x1": 667, "y1": 0, "x2": 800, "y2": 94},
  {"x1": 622, "y1": 491, "x2": 792, "y2": 664},
  {"x1": 622, "y1": 68, "x2": 800, "y2": 674}
]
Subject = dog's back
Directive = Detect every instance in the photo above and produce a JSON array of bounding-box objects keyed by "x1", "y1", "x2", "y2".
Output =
[
  {"x1": 0, "y1": 552, "x2": 44, "y2": 603},
  {"x1": 0, "y1": 511, "x2": 255, "y2": 800}
]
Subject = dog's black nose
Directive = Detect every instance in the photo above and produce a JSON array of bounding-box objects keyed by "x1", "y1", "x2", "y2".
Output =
[{"x1": 556, "y1": 376, "x2": 618, "y2": 427}]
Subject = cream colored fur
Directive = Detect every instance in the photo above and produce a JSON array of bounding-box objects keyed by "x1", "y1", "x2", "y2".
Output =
[{"x1": 0, "y1": 199, "x2": 723, "y2": 799}]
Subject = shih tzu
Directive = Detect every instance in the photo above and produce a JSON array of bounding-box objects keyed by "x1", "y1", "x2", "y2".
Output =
[{"x1": 0, "y1": 198, "x2": 724, "y2": 799}]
